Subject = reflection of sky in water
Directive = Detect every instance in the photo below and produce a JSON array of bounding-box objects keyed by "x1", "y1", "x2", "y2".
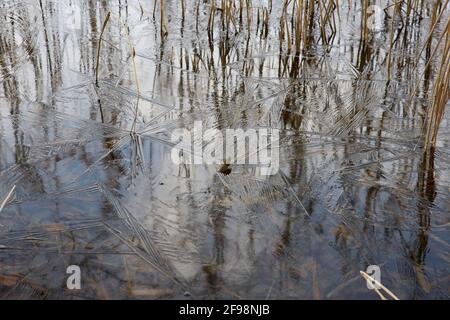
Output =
[{"x1": 0, "y1": 0, "x2": 449, "y2": 299}]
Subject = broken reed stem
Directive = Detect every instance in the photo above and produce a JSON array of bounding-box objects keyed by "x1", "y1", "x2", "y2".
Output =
[
  {"x1": 373, "y1": 287, "x2": 387, "y2": 300},
  {"x1": 360, "y1": 271, "x2": 400, "y2": 300},
  {"x1": 95, "y1": 11, "x2": 111, "y2": 87},
  {"x1": 0, "y1": 185, "x2": 16, "y2": 213}
]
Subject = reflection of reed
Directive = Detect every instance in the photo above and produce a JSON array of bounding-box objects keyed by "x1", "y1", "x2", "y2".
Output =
[{"x1": 413, "y1": 147, "x2": 436, "y2": 293}]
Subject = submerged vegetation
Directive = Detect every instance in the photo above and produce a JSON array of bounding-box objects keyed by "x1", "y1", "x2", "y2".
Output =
[{"x1": 0, "y1": 0, "x2": 449, "y2": 299}]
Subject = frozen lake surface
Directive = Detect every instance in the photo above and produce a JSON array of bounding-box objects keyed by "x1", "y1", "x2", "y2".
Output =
[{"x1": 0, "y1": 0, "x2": 449, "y2": 299}]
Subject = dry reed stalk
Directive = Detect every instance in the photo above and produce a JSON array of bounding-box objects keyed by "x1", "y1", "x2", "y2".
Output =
[
  {"x1": 263, "y1": 7, "x2": 269, "y2": 38},
  {"x1": 286, "y1": 11, "x2": 292, "y2": 54},
  {"x1": 239, "y1": 0, "x2": 243, "y2": 25},
  {"x1": 95, "y1": 11, "x2": 111, "y2": 87},
  {"x1": 360, "y1": 271, "x2": 400, "y2": 300},
  {"x1": 362, "y1": 0, "x2": 369, "y2": 41},
  {"x1": 408, "y1": 12, "x2": 450, "y2": 112},
  {"x1": 257, "y1": 7, "x2": 260, "y2": 34},
  {"x1": 246, "y1": 0, "x2": 252, "y2": 33},
  {"x1": 318, "y1": 0, "x2": 327, "y2": 46},
  {"x1": 195, "y1": 0, "x2": 200, "y2": 32},
  {"x1": 279, "y1": 0, "x2": 289, "y2": 51},
  {"x1": 304, "y1": 1, "x2": 311, "y2": 39},
  {"x1": 387, "y1": 1, "x2": 402, "y2": 81},
  {"x1": 94, "y1": 11, "x2": 112, "y2": 123},
  {"x1": 373, "y1": 287, "x2": 388, "y2": 300},
  {"x1": 424, "y1": 20, "x2": 450, "y2": 150},
  {"x1": 294, "y1": 0, "x2": 304, "y2": 55},
  {"x1": 160, "y1": 0, "x2": 169, "y2": 40},
  {"x1": 306, "y1": 0, "x2": 315, "y2": 40},
  {"x1": 207, "y1": 1, "x2": 216, "y2": 42},
  {"x1": 322, "y1": 0, "x2": 337, "y2": 35},
  {"x1": 415, "y1": 0, "x2": 449, "y2": 65},
  {"x1": 0, "y1": 185, "x2": 16, "y2": 213}
]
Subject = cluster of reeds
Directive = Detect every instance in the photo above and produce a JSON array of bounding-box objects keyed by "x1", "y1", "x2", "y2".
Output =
[
  {"x1": 399, "y1": 0, "x2": 450, "y2": 151},
  {"x1": 424, "y1": 16, "x2": 450, "y2": 151},
  {"x1": 279, "y1": 0, "x2": 338, "y2": 54},
  {"x1": 278, "y1": 0, "x2": 338, "y2": 77},
  {"x1": 206, "y1": 0, "x2": 272, "y2": 44},
  {"x1": 93, "y1": 0, "x2": 449, "y2": 148},
  {"x1": 200, "y1": 0, "x2": 339, "y2": 78},
  {"x1": 382, "y1": 0, "x2": 449, "y2": 150},
  {"x1": 256, "y1": 2, "x2": 270, "y2": 39}
]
